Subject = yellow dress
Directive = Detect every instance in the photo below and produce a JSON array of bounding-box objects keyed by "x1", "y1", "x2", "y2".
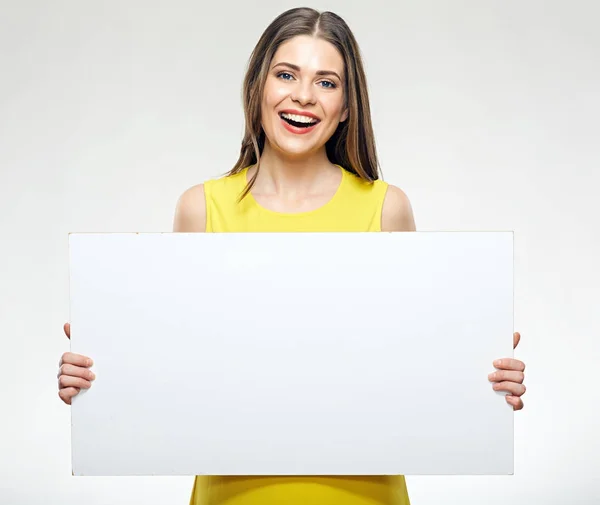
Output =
[{"x1": 190, "y1": 165, "x2": 411, "y2": 505}]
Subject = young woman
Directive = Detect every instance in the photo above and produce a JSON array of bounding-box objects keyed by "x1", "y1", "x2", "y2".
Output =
[{"x1": 57, "y1": 8, "x2": 527, "y2": 505}]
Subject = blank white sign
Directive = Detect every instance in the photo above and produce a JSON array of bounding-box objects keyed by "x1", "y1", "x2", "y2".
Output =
[{"x1": 69, "y1": 232, "x2": 514, "y2": 476}]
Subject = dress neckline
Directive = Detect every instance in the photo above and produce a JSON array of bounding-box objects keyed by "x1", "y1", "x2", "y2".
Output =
[{"x1": 240, "y1": 165, "x2": 346, "y2": 218}]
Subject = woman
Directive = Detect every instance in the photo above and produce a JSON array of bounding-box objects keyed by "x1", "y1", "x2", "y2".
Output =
[{"x1": 57, "y1": 7, "x2": 527, "y2": 505}]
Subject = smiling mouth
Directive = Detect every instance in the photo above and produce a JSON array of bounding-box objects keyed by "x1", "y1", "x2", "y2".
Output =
[{"x1": 279, "y1": 112, "x2": 320, "y2": 128}]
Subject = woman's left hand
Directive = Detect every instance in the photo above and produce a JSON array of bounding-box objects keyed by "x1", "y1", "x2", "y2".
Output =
[{"x1": 488, "y1": 332, "x2": 526, "y2": 410}]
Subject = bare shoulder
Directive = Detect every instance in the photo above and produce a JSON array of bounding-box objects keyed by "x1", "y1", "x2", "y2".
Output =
[
  {"x1": 172, "y1": 183, "x2": 206, "y2": 232},
  {"x1": 381, "y1": 184, "x2": 416, "y2": 232}
]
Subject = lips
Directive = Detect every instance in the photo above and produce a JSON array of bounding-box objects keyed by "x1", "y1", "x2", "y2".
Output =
[
  {"x1": 278, "y1": 109, "x2": 321, "y2": 134},
  {"x1": 279, "y1": 108, "x2": 320, "y2": 119}
]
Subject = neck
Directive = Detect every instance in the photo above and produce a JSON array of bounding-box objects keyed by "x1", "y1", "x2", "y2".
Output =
[{"x1": 249, "y1": 142, "x2": 338, "y2": 196}]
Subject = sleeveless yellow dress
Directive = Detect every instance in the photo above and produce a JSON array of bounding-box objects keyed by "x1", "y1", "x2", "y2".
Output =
[{"x1": 189, "y1": 165, "x2": 411, "y2": 505}]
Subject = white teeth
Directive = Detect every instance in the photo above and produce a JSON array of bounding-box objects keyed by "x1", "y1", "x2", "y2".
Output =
[{"x1": 280, "y1": 112, "x2": 318, "y2": 124}]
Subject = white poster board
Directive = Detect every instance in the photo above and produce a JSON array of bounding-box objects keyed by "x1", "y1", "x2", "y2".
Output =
[{"x1": 69, "y1": 232, "x2": 514, "y2": 476}]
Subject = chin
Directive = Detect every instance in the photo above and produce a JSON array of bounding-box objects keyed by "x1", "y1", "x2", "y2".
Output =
[
  {"x1": 261, "y1": 114, "x2": 334, "y2": 158},
  {"x1": 266, "y1": 130, "x2": 333, "y2": 159}
]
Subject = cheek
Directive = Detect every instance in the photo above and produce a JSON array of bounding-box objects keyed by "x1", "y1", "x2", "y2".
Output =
[
  {"x1": 322, "y1": 95, "x2": 346, "y2": 122},
  {"x1": 263, "y1": 81, "x2": 288, "y2": 110}
]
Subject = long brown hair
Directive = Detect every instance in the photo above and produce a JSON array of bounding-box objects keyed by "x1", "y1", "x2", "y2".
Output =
[{"x1": 227, "y1": 7, "x2": 381, "y2": 199}]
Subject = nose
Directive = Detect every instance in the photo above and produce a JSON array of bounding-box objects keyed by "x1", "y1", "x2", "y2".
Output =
[{"x1": 290, "y1": 79, "x2": 316, "y2": 106}]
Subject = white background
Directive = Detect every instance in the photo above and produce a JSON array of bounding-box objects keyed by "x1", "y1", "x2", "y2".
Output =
[{"x1": 1, "y1": 1, "x2": 599, "y2": 504}]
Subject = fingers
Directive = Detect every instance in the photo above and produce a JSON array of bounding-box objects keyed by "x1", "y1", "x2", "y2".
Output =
[
  {"x1": 58, "y1": 387, "x2": 80, "y2": 405},
  {"x1": 60, "y1": 352, "x2": 93, "y2": 368},
  {"x1": 492, "y1": 380, "x2": 526, "y2": 396},
  {"x1": 506, "y1": 395, "x2": 524, "y2": 411},
  {"x1": 493, "y1": 358, "x2": 525, "y2": 372},
  {"x1": 58, "y1": 338, "x2": 95, "y2": 406},
  {"x1": 58, "y1": 374, "x2": 93, "y2": 391},
  {"x1": 513, "y1": 331, "x2": 520, "y2": 349},
  {"x1": 58, "y1": 363, "x2": 96, "y2": 381},
  {"x1": 493, "y1": 333, "x2": 526, "y2": 410},
  {"x1": 488, "y1": 370, "x2": 524, "y2": 384}
]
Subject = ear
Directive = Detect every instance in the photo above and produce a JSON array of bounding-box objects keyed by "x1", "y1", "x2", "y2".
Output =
[{"x1": 340, "y1": 107, "x2": 349, "y2": 123}]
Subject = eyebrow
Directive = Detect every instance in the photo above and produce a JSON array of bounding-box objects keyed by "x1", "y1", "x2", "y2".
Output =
[{"x1": 272, "y1": 62, "x2": 342, "y2": 81}]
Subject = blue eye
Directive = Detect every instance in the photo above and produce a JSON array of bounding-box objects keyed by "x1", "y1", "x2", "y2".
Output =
[{"x1": 276, "y1": 71, "x2": 336, "y2": 89}]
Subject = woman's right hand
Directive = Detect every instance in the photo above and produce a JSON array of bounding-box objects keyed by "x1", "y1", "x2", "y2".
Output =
[{"x1": 58, "y1": 322, "x2": 96, "y2": 405}]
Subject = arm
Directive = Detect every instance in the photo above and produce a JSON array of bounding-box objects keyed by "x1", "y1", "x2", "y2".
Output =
[
  {"x1": 173, "y1": 184, "x2": 207, "y2": 233},
  {"x1": 381, "y1": 184, "x2": 416, "y2": 232}
]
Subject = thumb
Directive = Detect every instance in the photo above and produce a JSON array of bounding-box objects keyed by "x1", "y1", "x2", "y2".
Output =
[
  {"x1": 64, "y1": 322, "x2": 71, "y2": 340},
  {"x1": 513, "y1": 331, "x2": 520, "y2": 349}
]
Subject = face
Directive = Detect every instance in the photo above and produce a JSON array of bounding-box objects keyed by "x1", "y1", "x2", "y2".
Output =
[{"x1": 260, "y1": 35, "x2": 349, "y2": 158}]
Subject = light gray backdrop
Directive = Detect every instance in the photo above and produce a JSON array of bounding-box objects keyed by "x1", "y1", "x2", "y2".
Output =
[{"x1": 1, "y1": 1, "x2": 598, "y2": 504}]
